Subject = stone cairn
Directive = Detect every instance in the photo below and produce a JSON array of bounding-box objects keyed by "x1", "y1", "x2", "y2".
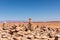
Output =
[{"x1": 0, "y1": 18, "x2": 60, "y2": 40}]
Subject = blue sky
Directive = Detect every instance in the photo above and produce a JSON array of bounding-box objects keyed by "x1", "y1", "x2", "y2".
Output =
[{"x1": 0, "y1": 0, "x2": 60, "y2": 21}]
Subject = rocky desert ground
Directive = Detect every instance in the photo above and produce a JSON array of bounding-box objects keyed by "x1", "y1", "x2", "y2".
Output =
[{"x1": 0, "y1": 18, "x2": 60, "y2": 40}]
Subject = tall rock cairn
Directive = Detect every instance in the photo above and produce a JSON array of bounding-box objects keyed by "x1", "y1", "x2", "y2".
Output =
[{"x1": 28, "y1": 18, "x2": 33, "y2": 31}]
